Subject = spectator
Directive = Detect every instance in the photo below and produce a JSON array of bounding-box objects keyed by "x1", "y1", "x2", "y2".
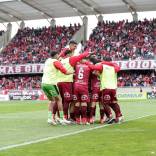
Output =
[
  {"x1": 0, "y1": 24, "x2": 81, "y2": 65},
  {"x1": 85, "y1": 19, "x2": 156, "y2": 61},
  {"x1": 0, "y1": 75, "x2": 41, "y2": 90},
  {"x1": 117, "y1": 71, "x2": 156, "y2": 87}
]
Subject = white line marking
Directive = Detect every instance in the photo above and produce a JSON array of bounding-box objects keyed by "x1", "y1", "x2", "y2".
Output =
[{"x1": 0, "y1": 114, "x2": 155, "y2": 152}]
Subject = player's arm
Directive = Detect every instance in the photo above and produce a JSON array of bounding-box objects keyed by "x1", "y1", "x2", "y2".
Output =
[
  {"x1": 88, "y1": 63, "x2": 103, "y2": 72},
  {"x1": 69, "y1": 50, "x2": 90, "y2": 66},
  {"x1": 53, "y1": 61, "x2": 71, "y2": 75},
  {"x1": 101, "y1": 61, "x2": 120, "y2": 73},
  {"x1": 58, "y1": 48, "x2": 70, "y2": 58},
  {"x1": 113, "y1": 63, "x2": 120, "y2": 73}
]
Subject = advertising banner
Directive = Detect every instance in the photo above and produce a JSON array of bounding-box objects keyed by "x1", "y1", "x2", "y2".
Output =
[
  {"x1": 0, "y1": 60, "x2": 156, "y2": 75},
  {"x1": 0, "y1": 64, "x2": 44, "y2": 75},
  {"x1": 117, "y1": 92, "x2": 147, "y2": 100},
  {"x1": 147, "y1": 92, "x2": 156, "y2": 99},
  {"x1": 8, "y1": 90, "x2": 40, "y2": 100},
  {"x1": 0, "y1": 94, "x2": 9, "y2": 101}
]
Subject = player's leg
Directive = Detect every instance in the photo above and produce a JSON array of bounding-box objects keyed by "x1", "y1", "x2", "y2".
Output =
[
  {"x1": 52, "y1": 102, "x2": 58, "y2": 120},
  {"x1": 73, "y1": 84, "x2": 81, "y2": 124},
  {"x1": 41, "y1": 84, "x2": 57, "y2": 125},
  {"x1": 89, "y1": 101, "x2": 96, "y2": 124},
  {"x1": 99, "y1": 102, "x2": 105, "y2": 124},
  {"x1": 54, "y1": 86, "x2": 71, "y2": 125},
  {"x1": 81, "y1": 102, "x2": 88, "y2": 124},
  {"x1": 59, "y1": 82, "x2": 72, "y2": 120},
  {"x1": 90, "y1": 91, "x2": 99, "y2": 124},
  {"x1": 68, "y1": 101, "x2": 76, "y2": 124},
  {"x1": 109, "y1": 89, "x2": 123, "y2": 123},
  {"x1": 80, "y1": 91, "x2": 90, "y2": 125},
  {"x1": 74, "y1": 101, "x2": 81, "y2": 124},
  {"x1": 100, "y1": 89, "x2": 113, "y2": 124},
  {"x1": 103, "y1": 104, "x2": 113, "y2": 124}
]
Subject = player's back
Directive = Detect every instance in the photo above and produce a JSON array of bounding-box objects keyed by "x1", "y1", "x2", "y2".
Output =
[
  {"x1": 74, "y1": 63, "x2": 90, "y2": 85},
  {"x1": 91, "y1": 74, "x2": 100, "y2": 90}
]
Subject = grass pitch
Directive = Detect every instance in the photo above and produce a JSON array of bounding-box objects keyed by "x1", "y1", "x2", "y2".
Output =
[{"x1": 0, "y1": 100, "x2": 156, "y2": 156}]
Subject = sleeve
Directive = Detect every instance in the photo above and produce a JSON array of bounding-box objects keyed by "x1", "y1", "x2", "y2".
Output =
[
  {"x1": 69, "y1": 51, "x2": 89, "y2": 66},
  {"x1": 113, "y1": 63, "x2": 120, "y2": 73},
  {"x1": 101, "y1": 61, "x2": 120, "y2": 73},
  {"x1": 89, "y1": 64, "x2": 103, "y2": 72},
  {"x1": 53, "y1": 61, "x2": 67, "y2": 74},
  {"x1": 58, "y1": 48, "x2": 70, "y2": 58}
]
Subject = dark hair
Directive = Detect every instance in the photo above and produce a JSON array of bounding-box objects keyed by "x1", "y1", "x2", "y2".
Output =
[
  {"x1": 64, "y1": 49, "x2": 72, "y2": 55},
  {"x1": 89, "y1": 56, "x2": 100, "y2": 64},
  {"x1": 50, "y1": 51, "x2": 58, "y2": 57},
  {"x1": 69, "y1": 40, "x2": 77, "y2": 45}
]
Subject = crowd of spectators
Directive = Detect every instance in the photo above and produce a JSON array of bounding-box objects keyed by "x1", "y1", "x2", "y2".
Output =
[
  {"x1": 118, "y1": 71, "x2": 156, "y2": 87},
  {"x1": 1, "y1": 19, "x2": 156, "y2": 65},
  {"x1": 0, "y1": 75, "x2": 41, "y2": 90},
  {"x1": 0, "y1": 24, "x2": 81, "y2": 65},
  {"x1": 0, "y1": 71, "x2": 155, "y2": 90},
  {"x1": 84, "y1": 19, "x2": 156, "y2": 60},
  {"x1": 0, "y1": 20, "x2": 156, "y2": 90}
]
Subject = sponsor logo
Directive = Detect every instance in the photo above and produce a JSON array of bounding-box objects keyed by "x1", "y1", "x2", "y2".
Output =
[
  {"x1": 73, "y1": 95, "x2": 77, "y2": 100},
  {"x1": 64, "y1": 92, "x2": 70, "y2": 98},
  {"x1": 81, "y1": 95, "x2": 88, "y2": 100},
  {"x1": 92, "y1": 94, "x2": 99, "y2": 99},
  {"x1": 103, "y1": 94, "x2": 111, "y2": 101},
  {"x1": 117, "y1": 92, "x2": 147, "y2": 100}
]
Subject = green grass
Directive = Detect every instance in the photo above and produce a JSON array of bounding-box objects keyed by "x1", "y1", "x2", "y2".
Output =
[
  {"x1": 0, "y1": 100, "x2": 156, "y2": 156},
  {"x1": 0, "y1": 101, "x2": 47, "y2": 114}
]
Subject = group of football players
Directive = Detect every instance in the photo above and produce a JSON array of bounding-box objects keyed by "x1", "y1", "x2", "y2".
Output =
[{"x1": 41, "y1": 40, "x2": 124, "y2": 125}]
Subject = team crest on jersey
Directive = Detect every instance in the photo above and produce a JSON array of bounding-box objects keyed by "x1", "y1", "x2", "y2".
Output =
[
  {"x1": 73, "y1": 95, "x2": 77, "y2": 100},
  {"x1": 104, "y1": 94, "x2": 111, "y2": 101},
  {"x1": 64, "y1": 92, "x2": 70, "y2": 98},
  {"x1": 81, "y1": 95, "x2": 88, "y2": 100},
  {"x1": 92, "y1": 94, "x2": 98, "y2": 99}
]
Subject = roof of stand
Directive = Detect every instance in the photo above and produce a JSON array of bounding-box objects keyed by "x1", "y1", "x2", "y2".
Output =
[{"x1": 0, "y1": 0, "x2": 156, "y2": 23}]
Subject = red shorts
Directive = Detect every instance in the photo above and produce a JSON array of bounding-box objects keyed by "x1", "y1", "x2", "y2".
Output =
[
  {"x1": 101, "y1": 89, "x2": 117, "y2": 104},
  {"x1": 91, "y1": 88, "x2": 100, "y2": 102},
  {"x1": 73, "y1": 83, "x2": 90, "y2": 102},
  {"x1": 58, "y1": 82, "x2": 73, "y2": 102}
]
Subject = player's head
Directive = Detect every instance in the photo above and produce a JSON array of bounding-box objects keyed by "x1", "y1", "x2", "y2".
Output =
[
  {"x1": 89, "y1": 55, "x2": 100, "y2": 64},
  {"x1": 69, "y1": 40, "x2": 77, "y2": 51},
  {"x1": 50, "y1": 50, "x2": 59, "y2": 59},
  {"x1": 64, "y1": 49, "x2": 73, "y2": 57}
]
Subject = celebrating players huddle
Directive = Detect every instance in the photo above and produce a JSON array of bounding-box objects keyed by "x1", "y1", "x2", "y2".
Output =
[{"x1": 41, "y1": 40, "x2": 124, "y2": 125}]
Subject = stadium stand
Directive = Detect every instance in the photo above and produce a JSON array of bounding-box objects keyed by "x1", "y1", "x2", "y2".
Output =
[
  {"x1": 85, "y1": 19, "x2": 156, "y2": 60},
  {"x1": 0, "y1": 24, "x2": 81, "y2": 65},
  {"x1": 0, "y1": 19, "x2": 156, "y2": 90},
  {"x1": 0, "y1": 70, "x2": 155, "y2": 90},
  {"x1": 118, "y1": 71, "x2": 156, "y2": 87},
  {"x1": 0, "y1": 75, "x2": 41, "y2": 90}
]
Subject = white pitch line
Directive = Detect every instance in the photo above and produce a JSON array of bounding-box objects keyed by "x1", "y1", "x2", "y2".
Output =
[{"x1": 0, "y1": 114, "x2": 155, "y2": 152}]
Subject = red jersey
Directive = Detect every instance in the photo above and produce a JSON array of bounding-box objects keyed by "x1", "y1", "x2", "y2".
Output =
[
  {"x1": 91, "y1": 74, "x2": 100, "y2": 90},
  {"x1": 74, "y1": 63, "x2": 90, "y2": 85}
]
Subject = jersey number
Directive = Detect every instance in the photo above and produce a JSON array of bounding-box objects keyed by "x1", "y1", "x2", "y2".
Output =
[{"x1": 78, "y1": 67, "x2": 84, "y2": 79}]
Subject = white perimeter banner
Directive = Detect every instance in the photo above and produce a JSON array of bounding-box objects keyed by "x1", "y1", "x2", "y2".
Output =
[
  {"x1": 0, "y1": 60, "x2": 156, "y2": 75},
  {"x1": 0, "y1": 94, "x2": 9, "y2": 101},
  {"x1": 114, "y1": 60, "x2": 156, "y2": 70}
]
